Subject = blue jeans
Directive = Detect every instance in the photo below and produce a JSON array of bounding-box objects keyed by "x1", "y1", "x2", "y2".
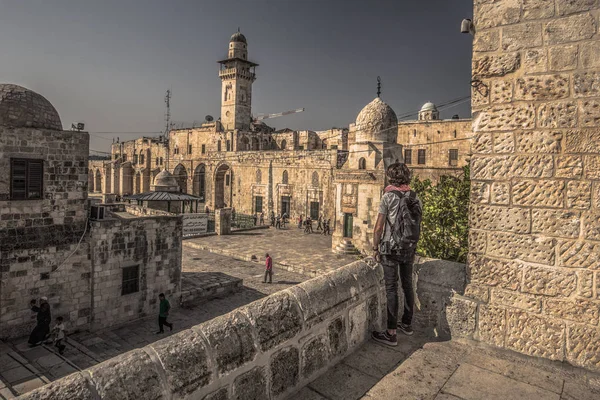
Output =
[{"x1": 381, "y1": 255, "x2": 414, "y2": 330}]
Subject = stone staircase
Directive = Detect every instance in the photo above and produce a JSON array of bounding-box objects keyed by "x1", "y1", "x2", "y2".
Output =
[{"x1": 334, "y1": 239, "x2": 359, "y2": 254}]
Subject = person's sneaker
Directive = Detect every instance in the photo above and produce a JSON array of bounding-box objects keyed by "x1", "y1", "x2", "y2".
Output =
[
  {"x1": 155, "y1": 331, "x2": 164, "y2": 335},
  {"x1": 397, "y1": 323, "x2": 414, "y2": 336},
  {"x1": 371, "y1": 330, "x2": 397, "y2": 346}
]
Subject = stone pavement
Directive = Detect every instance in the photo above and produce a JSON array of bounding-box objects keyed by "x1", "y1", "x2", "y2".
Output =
[
  {"x1": 290, "y1": 336, "x2": 600, "y2": 400},
  {"x1": 184, "y1": 225, "x2": 360, "y2": 276}
]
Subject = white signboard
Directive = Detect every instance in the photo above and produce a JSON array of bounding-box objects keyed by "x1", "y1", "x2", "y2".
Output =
[{"x1": 182, "y1": 214, "x2": 208, "y2": 236}]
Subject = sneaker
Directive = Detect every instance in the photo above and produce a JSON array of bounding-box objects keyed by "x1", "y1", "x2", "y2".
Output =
[
  {"x1": 155, "y1": 331, "x2": 164, "y2": 334},
  {"x1": 397, "y1": 323, "x2": 414, "y2": 336},
  {"x1": 371, "y1": 330, "x2": 397, "y2": 346}
]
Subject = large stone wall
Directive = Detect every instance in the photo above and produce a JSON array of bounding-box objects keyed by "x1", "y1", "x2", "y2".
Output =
[
  {"x1": 459, "y1": 0, "x2": 600, "y2": 372},
  {"x1": 17, "y1": 260, "x2": 385, "y2": 400}
]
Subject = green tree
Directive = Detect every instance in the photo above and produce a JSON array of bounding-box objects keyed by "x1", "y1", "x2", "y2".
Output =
[{"x1": 412, "y1": 165, "x2": 470, "y2": 263}]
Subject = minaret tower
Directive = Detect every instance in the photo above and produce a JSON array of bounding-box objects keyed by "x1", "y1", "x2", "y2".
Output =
[{"x1": 218, "y1": 29, "x2": 258, "y2": 131}]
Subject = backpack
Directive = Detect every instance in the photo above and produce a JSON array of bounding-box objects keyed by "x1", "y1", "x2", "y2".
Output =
[{"x1": 380, "y1": 190, "x2": 422, "y2": 256}]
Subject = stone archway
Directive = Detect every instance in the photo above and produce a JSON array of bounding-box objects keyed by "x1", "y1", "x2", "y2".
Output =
[
  {"x1": 214, "y1": 164, "x2": 231, "y2": 209},
  {"x1": 193, "y1": 164, "x2": 206, "y2": 202},
  {"x1": 173, "y1": 164, "x2": 188, "y2": 193}
]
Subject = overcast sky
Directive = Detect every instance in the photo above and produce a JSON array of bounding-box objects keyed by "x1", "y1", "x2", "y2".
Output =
[{"x1": 0, "y1": 0, "x2": 473, "y2": 153}]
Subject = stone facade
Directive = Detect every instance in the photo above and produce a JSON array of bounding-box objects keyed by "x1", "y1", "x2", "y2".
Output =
[{"x1": 457, "y1": 0, "x2": 600, "y2": 372}]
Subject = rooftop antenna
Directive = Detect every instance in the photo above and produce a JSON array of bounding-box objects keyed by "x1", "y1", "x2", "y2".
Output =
[
  {"x1": 377, "y1": 76, "x2": 381, "y2": 98},
  {"x1": 164, "y1": 89, "x2": 172, "y2": 170}
]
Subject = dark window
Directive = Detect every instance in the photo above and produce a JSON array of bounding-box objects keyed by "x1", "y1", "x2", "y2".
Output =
[
  {"x1": 449, "y1": 149, "x2": 459, "y2": 166},
  {"x1": 418, "y1": 149, "x2": 426, "y2": 165},
  {"x1": 227, "y1": 140, "x2": 231, "y2": 151},
  {"x1": 11, "y1": 159, "x2": 43, "y2": 200},
  {"x1": 160, "y1": 157, "x2": 164, "y2": 165},
  {"x1": 413, "y1": 129, "x2": 417, "y2": 138},
  {"x1": 115, "y1": 154, "x2": 120, "y2": 160},
  {"x1": 218, "y1": 140, "x2": 222, "y2": 152},
  {"x1": 358, "y1": 158, "x2": 366, "y2": 170},
  {"x1": 310, "y1": 202, "x2": 319, "y2": 220},
  {"x1": 298, "y1": 145, "x2": 304, "y2": 150},
  {"x1": 188, "y1": 144, "x2": 192, "y2": 154},
  {"x1": 255, "y1": 196, "x2": 263, "y2": 213},
  {"x1": 225, "y1": 174, "x2": 230, "y2": 186},
  {"x1": 174, "y1": 147, "x2": 179, "y2": 155},
  {"x1": 404, "y1": 149, "x2": 412, "y2": 164},
  {"x1": 156, "y1": 157, "x2": 159, "y2": 166},
  {"x1": 330, "y1": 145, "x2": 338, "y2": 150},
  {"x1": 133, "y1": 154, "x2": 138, "y2": 164},
  {"x1": 282, "y1": 170, "x2": 289, "y2": 184},
  {"x1": 139, "y1": 154, "x2": 144, "y2": 164},
  {"x1": 121, "y1": 265, "x2": 139, "y2": 295},
  {"x1": 122, "y1": 154, "x2": 128, "y2": 162},
  {"x1": 202, "y1": 144, "x2": 206, "y2": 154}
]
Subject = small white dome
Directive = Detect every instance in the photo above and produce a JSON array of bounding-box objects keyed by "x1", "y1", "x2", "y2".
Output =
[
  {"x1": 420, "y1": 102, "x2": 437, "y2": 112},
  {"x1": 152, "y1": 169, "x2": 179, "y2": 192},
  {"x1": 355, "y1": 97, "x2": 398, "y2": 143}
]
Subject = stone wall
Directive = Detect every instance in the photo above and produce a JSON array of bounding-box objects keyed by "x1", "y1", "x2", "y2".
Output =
[
  {"x1": 460, "y1": 0, "x2": 600, "y2": 372},
  {"x1": 18, "y1": 260, "x2": 385, "y2": 400},
  {"x1": 123, "y1": 204, "x2": 174, "y2": 217}
]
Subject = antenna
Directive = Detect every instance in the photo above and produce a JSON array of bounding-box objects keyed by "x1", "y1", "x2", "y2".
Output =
[{"x1": 377, "y1": 76, "x2": 381, "y2": 98}]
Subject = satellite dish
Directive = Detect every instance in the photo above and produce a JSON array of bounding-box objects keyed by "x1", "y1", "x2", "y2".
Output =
[{"x1": 205, "y1": 115, "x2": 214, "y2": 122}]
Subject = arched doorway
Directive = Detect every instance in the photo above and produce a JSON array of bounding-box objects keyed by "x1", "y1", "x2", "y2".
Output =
[
  {"x1": 251, "y1": 137, "x2": 259, "y2": 151},
  {"x1": 95, "y1": 170, "x2": 102, "y2": 193},
  {"x1": 241, "y1": 136, "x2": 250, "y2": 151},
  {"x1": 193, "y1": 164, "x2": 206, "y2": 202},
  {"x1": 173, "y1": 164, "x2": 188, "y2": 193},
  {"x1": 281, "y1": 140, "x2": 287, "y2": 150},
  {"x1": 215, "y1": 164, "x2": 231, "y2": 209}
]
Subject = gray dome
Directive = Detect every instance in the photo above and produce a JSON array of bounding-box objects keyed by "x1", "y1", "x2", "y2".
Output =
[
  {"x1": 230, "y1": 31, "x2": 247, "y2": 44},
  {"x1": 152, "y1": 169, "x2": 179, "y2": 192},
  {"x1": 355, "y1": 97, "x2": 398, "y2": 143},
  {"x1": 0, "y1": 84, "x2": 62, "y2": 130},
  {"x1": 420, "y1": 102, "x2": 437, "y2": 112}
]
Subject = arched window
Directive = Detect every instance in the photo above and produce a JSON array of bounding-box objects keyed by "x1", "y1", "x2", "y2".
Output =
[
  {"x1": 256, "y1": 169, "x2": 262, "y2": 184},
  {"x1": 358, "y1": 157, "x2": 367, "y2": 170},
  {"x1": 282, "y1": 170, "x2": 289, "y2": 184},
  {"x1": 281, "y1": 140, "x2": 287, "y2": 150},
  {"x1": 312, "y1": 171, "x2": 319, "y2": 187},
  {"x1": 218, "y1": 140, "x2": 222, "y2": 152}
]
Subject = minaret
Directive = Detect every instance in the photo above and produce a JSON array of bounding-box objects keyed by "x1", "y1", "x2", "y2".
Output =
[{"x1": 218, "y1": 29, "x2": 258, "y2": 131}]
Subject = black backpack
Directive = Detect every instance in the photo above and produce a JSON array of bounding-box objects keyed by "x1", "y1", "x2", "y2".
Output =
[{"x1": 381, "y1": 190, "x2": 422, "y2": 255}]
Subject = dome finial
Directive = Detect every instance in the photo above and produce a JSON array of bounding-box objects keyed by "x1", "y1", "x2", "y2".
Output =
[
  {"x1": 237, "y1": 27, "x2": 240, "y2": 32},
  {"x1": 377, "y1": 76, "x2": 381, "y2": 98}
]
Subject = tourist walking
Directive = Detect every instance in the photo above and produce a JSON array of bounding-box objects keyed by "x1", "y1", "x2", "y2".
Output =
[
  {"x1": 51, "y1": 316, "x2": 67, "y2": 355},
  {"x1": 298, "y1": 215, "x2": 303, "y2": 229},
  {"x1": 304, "y1": 217, "x2": 313, "y2": 233},
  {"x1": 323, "y1": 219, "x2": 331, "y2": 235},
  {"x1": 263, "y1": 253, "x2": 273, "y2": 283},
  {"x1": 317, "y1": 215, "x2": 323, "y2": 231},
  {"x1": 275, "y1": 214, "x2": 281, "y2": 229},
  {"x1": 371, "y1": 163, "x2": 422, "y2": 347},
  {"x1": 282, "y1": 212, "x2": 288, "y2": 228},
  {"x1": 156, "y1": 293, "x2": 174, "y2": 334},
  {"x1": 270, "y1": 211, "x2": 276, "y2": 227},
  {"x1": 253, "y1": 213, "x2": 257, "y2": 226},
  {"x1": 260, "y1": 212, "x2": 265, "y2": 225},
  {"x1": 28, "y1": 297, "x2": 51, "y2": 347}
]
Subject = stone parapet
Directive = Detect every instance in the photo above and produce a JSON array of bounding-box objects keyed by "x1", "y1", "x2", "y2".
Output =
[{"x1": 17, "y1": 260, "x2": 385, "y2": 400}]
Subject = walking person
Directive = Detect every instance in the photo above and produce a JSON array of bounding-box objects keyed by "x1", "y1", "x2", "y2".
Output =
[
  {"x1": 275, "y1": 214, "x2": 281, "y2": 229},
  {"x1": 317, "y1": 215, "x2": 323, "y2": 231},
  {"x1": 323, "y1": 219, "x2": 331, "y2": 235},
  {"x1": 307, "y1": 217, "x2": 313, "y2": 233},
  {"x1": 298, "y1": 215, "x2": 303, "y2": 229},
  {"x1": 28, "y1": 297, "x2": 51, "y2": 347},
  {"x1": 156, "y1": 293, "x2": 174, "y2": 334},
  {"x1": 263, "y1": 253, "x2": 273, "y2": 283},
  {"x1": 282, "y1": 212, "x2": 288, "y2": 228},
  {"x1": 371, "y1": 163, "x2": 422, "y2": 347},
  {"x1": 253, "y1": 213, "x2": 258, "y2": 226},
  {"x1": 260, "y1": 212, "x2": 265, "y2": 225},
  {"x1": 270, "y1": 211, "x2": 276, "y2": 227},
  {"x1": 51, "y1": 316, "x2": 67, "y2": 355}
]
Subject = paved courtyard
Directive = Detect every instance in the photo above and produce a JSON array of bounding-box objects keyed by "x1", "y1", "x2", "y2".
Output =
[{"x1": 184, "y1": 226, "x2": 360, "y2": 276}]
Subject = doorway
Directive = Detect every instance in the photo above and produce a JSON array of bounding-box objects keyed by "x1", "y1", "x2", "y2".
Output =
[
  {"x1": 310, "y1": 202, "x2": 320, "y2": 220},
  {"x1": 343, "y1": 213, "x2": 353, "y2": 238},
  {"x1": 281, "y1": 196, "x2": 290, "y2": 216}
]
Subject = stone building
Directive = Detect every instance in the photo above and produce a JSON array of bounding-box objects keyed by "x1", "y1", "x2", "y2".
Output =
[
  {"x1": 0, "y1": 84, "x2": 182, "y2": 339},
  {"x1": 453, "y1": 0, "x2": 600, "y2": 372},
  {"x1": 398, "y1": 102, "x2": 473, "y2": 181}
]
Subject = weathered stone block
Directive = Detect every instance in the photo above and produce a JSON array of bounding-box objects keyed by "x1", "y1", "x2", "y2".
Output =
[
  {"x1": 583, "y1": 213, "x2": 600, "y2": 241},
  {"x1": 478, "y1": 304, "x2": 506, "y2": 347},
  {"x1": 199, "y1": 311, "x2": 256, "y2": 375},
  {"x1": 270, "y1": 347, "x2": 299, "y2": 397},
  {"x1": 556, "y1": 156, "x2": 583, "y2": 178},
  {"x1": 523, "y1": 265, "x2": 576, "y2": 296},
  {"x1": 301, "y1": 335, "x2": 330, "y2": 379},
  {"x1": 523, "y1": 0, "x2": 555, "y2": 20},
  {"x1": 464, "y1": 284, "x2": 490, "y2": 303},
  {"x1": 559, "y1": 240, "x2": 600, "y2": 269},
  {"x1": 502, "y1": 23, "x2": 543, "y2": 51},
  {"x1": 567, "y1": 181, "x2": 592, "y2": 209},
  {"x1": 471, "y1": 155, "x2": 554, "y2": 180},
  {"x1": 588, "y1": 156, "x2": 600, "y2": 180},
  {"x1": 506, "y1": 310, "x2": 565, "y2": 361},
  {"x1": 469, "y1": 230, "x2": 487, "y2": 254},
  {"x1": 581, "y1": 99, "x2": 600, "y2": 127},
  {"x1": 444, "y1": 296, "x2": 477, "y2": 337},
  {"x1": 512, "y1": 180, "x2": 565, "y2": 208},
  {"x1": 577, "y1": 270, "x2": 594, "y2": 299},
  {"x1": 469, "y1": 256, "x2": 522, "y2": 291},
  {"x1": 549, "y1": 45, "x2": 579, "y2": 72},
  {"x1": 565, "y1": 129, "x2": 600, "y2": 153},
  {"x1": 524, "y1": 49, "x2": 548, "y2": 73},
  {"x1": 595, "y1": 182, "x2": 600, "y2": 209},
  {"x1": 492, "y1": 288, "x2": 542, "y2": 313},
  {"x1": 574, "y1": 72, "x2": 600, "y2": 98},
  {"x1": 488, "y1": 232, "x2": 556, "y2": 264},
  {"x1": 491, "y1": 181, "x2": 510, "y2": 205},
  {"x1": 515, "y1": 74, "x2": 570, "y2": 101},
  {"x1": 473, "y1": 53, "x2": 521, "y2": 79},
  {"x1": 348, "y1": 301, "x2": 368, "y2": 347},
  {"x1": 567, "y1": 324, "x2": 600, "y2": 371},
  {"x1": 473, "y1": 132, "x2": 493, "y2": 154},
  {"x1": 537, "y1": 101, "x2": 578, "y2": 128},
  {"x1": 473, "y1": 29, "x2": 500, "y2": 52},
  {"x1": 475, "y1": 103, "x2": 534, "y2": 131},
  {"x1": 475, "y1": 0, "x2": 521, "y2": 29},
  {"x1": 328, "y1": 317, "x2": 348, "y2": 357},
  {"x1": 543, "y1": 13, "x2": 596, "y2": 45},
  {"x1": 557, "y1": 0, "x2": 600, "y2": 16},
  {"x1": 516, "y1": 130, "x2": 562, "y2": 153},
  {"x1": 472, "y1": 80, "x2": 490, "y2": 107},
  {"x1": 580, "y1": 41, "x2": 600, "y2": 69},
  {"x1": 493, "y1": 132, "x2": 514, "y2": 153},
  {"x1": 17, "y1": 372, "x2": 96, "y2": 400},
  {"x1": 544, "y1": 298, "x2": 599, "y2": 324},
  {"x1": 471, "y1": 181, "x2": 490, "y2": 204},
  {"x1": 469, "y1": 205, "x2": 530, "y2": 234},
  {"x1": 241, "y1": 290, "x2": 302, "y2": 352},
  {"x1": 89, "y1": 349, "x2": 164, "y2": 400},
  {"x1": 532, "y1": 209, "x2": 581, "y2": 238},
  {"x1": 490, "y1": 80, "x2": 513, "y2": 104},
  {"x1": 232, "y1": 367, "x2": 267, "y2": 400}
]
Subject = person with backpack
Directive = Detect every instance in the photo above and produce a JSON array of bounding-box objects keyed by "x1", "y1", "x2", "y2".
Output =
[{"x1": 371, "y1": 163, "x2": 422, "y2": 347}]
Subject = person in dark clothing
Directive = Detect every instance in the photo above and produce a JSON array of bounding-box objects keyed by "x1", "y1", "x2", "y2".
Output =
[
  {"x1": 28, "y1": 297, "x2": 51, "y2": 346},
  {"x1": 263, "y1": 253, "x2": 273, "y2": 283},
  {"x1": 275, "y1": 214, "x2": 281, "y2": 229},
  {"x1": 253, "y1": 213, "x2": 257, "y2": 226},
  {"x1": 317, "y1": 215, "x2": 323, "y2": 231},
  {"x1": 156, "y1": 293, "x2": 173, "y2": 334},
  {"x1": 298, "y1": 215, "x2": 303, "y2": 229},
  {"x1": 372, "y1": 163, "x2": 421, "y2": 347},
  {"x1": 323, "y1": 219, "x2": 331, "y2": 235}
]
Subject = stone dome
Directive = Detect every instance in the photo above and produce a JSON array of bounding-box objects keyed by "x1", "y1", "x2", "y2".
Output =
[
  {"x1": 355, "y1": 97, "x2": 398, "y2": 143},
  {"x1": 0, "y1": 84, "x2": 62, "y2": 130},
  {"x1": 230, "y1": 31, "x2": 247, "y2": 44},
  {"x1": 152, "y1": 169, "x2": 180, "y2": 192},
  {"x1": 420, "y1": 102, "x2": 437, "y2": 112}
]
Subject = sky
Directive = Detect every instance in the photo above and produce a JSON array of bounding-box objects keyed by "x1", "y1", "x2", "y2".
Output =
[{"x1": 0, "y1": 0, "x2": 474, "y2": 153}]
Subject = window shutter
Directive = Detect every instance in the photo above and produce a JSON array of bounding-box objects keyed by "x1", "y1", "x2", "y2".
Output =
[
  {"x1": 11, "y1": 160, "x2": 27, "y2": 200},
  {"x1": 27, "y1": 160, "x2": 43, "y2": 199}
]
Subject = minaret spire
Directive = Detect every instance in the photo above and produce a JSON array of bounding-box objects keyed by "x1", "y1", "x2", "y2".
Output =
[{"x1": 377, "y1": 76, "x2": 381, "y2": 98}]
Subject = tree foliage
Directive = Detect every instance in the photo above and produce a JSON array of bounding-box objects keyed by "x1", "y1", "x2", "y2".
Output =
[{"x1": 411, "y1": 166, "x2": 470, "y2": 263}]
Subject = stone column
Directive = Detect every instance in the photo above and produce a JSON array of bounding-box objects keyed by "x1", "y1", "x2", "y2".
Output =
[
  {"x1": 215, "y1": 207, "x2": 232, "y2": 235},
  {"x1": 458, "y1": 1, "x2": 600, "y2": 372}
]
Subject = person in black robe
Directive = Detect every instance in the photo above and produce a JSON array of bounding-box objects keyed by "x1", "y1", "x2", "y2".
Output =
[{"x1": 28, "y1": 297, "x2": 51, "y2": 346}]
